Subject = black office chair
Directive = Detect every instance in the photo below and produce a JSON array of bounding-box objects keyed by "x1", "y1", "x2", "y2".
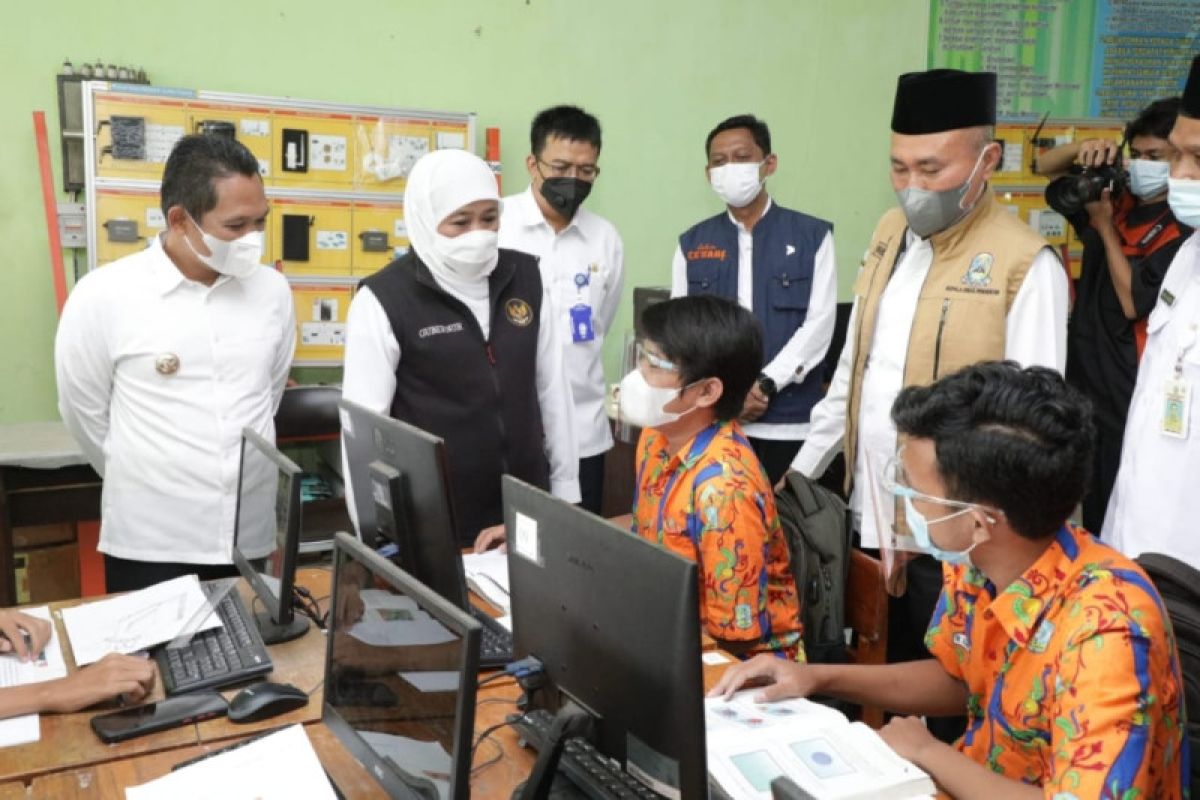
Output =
[
  {"x1": 273, "y1": 385, "x2": 350, "y2": 552},
  {"x1": 274, "y1": 384, "x2": 342, "y2": 443}
]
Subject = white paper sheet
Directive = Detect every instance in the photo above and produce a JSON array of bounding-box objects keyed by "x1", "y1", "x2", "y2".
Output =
[
  {"x1": 62, "y1": 576, "x2": 220, "y2": 665},
  {"x1": 125, "y1": 724, "x2": 336, "y2": 800},
  {"x1": 0, "y1": 714, "x2": 40, "y2": 748},
  {"x1": 461, "y1": 550, "x2": 510, "y2": 611},
  {"x1": 359, "y1": 730, "x2": 452, "y2": 800},
  {"x1": 399, "y1": 670, "x2": 460, "y2": 693},
  {"x1": 348, "y1": 589, "x2": 456, "y2": 647},
  {"x1": 0, "y1": 605, "x2": 71, "y2": 748}
]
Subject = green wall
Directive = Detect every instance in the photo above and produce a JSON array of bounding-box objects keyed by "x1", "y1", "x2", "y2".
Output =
[{"x1": 0, "y1": 0, "x2": 928, "y2": 422}]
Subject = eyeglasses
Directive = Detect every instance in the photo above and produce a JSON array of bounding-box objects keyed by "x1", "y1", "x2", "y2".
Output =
[
  {"x1": 635, "y1": 341, "x2": 678, "y2": 373},
  {"x1": 880, "y1": 450, "x2": 1002, "y2": 522},
  {"x1": 537, "y1": 158, "x2": 600, "y2": 180}
]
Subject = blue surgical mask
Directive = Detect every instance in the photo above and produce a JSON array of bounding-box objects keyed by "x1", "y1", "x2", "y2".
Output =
[
  {"x1": 1129, "y1": 159, "x2": 1170, "y2": 199},
  {"x1": 899, "y1": 494, "x2": 978, "y2": 566},
  {"x1": 1168, "y1": 176, "x2": 1200, "y2": 228}
]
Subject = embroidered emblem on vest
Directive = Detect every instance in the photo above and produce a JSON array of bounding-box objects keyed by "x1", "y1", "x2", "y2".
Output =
[
  {"x1": 963, "y1": 253, "x2": 994, "y2": 287},
  {"x1": 685, "y1": 243, "x2": 727, "y2": 261},
  {"x1": 505, "y1": 298, "x2": 533, "y2": 327}
]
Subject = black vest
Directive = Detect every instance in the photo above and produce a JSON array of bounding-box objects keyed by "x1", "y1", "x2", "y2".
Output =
[{"x1": 361, "y1": 249, "x2": 550, "y2": 544}]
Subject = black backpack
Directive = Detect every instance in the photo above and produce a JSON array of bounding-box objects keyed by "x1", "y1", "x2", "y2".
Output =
[
  {"x1": 1135, "y1": 553, "x2": 1200, "y2": 793},
  {"x1": 775, "y1": 471, "x2": 852, "y2": 663}
]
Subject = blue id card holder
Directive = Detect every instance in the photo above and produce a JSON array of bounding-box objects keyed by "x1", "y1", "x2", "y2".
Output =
[{"x1": 570, "y1": 304, "x2": 595, "y2": 343}]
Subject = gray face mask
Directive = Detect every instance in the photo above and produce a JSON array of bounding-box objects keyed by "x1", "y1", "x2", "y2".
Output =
[{"x1": 894, "y1": 148, "x2": 988, "y2": 238}]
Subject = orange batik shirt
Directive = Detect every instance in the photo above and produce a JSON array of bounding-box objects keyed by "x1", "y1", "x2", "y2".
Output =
[
  {"x1": 632, "y1": 420, "x2": 804, "y2": 660},
  {"x1": 925, "y1": 524, "x2": 1188, "y2": 798}
]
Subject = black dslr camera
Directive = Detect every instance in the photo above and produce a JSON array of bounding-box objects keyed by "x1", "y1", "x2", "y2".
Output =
[{"x1": 1044, "y1": 158, "x2": 1128, "y2": 217}]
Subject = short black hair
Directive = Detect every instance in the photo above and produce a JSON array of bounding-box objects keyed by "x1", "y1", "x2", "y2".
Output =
[
  {"x1": 705, "y1": 114, "x2": 771, "y2": 159},
  {"x1": 890, "y1": 361, "x2": 1095, "y2": 540},
  {"x1": 160, "y1": 134, "x2": 261, "y2": 220},
  {"x1": 1126, "y1": 97, "x2": 1182, "y2": 143},
  {"x1": 639, "y1": 295, "x2": 763, "y2": 421},
  {"x1": 530, "y1": 105, "x2": 602, "y2": 157}
]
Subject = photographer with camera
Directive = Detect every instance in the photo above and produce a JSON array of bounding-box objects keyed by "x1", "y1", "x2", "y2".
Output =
[{"x1": 1036, "y1": 97, "x2": 1191, "y2": 532}]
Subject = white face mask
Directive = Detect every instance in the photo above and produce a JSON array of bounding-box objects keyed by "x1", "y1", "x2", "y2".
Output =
[
  {"x1": 1168, "y1": 176, "x2": 1200, "y2": 228},
  {"x1": 434, "y1": 229, "x2": 499, "y2": 280},
  {"x1": 1129, "y1": 159, "x2": 1171, "y2": 199},
  {"x1": 184, "y1": 213, "x2": 263, "y2": 280},
  {"x1": 617, "y1": 369, "x2": 695, "y2": 430},
  {"x1": 709, "y1": 162, "x2": 764, "y2": 208}
]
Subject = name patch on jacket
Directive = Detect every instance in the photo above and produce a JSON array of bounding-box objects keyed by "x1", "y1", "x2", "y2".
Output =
[
  {"x1": 418, "y1": 322, "x2": 465, "y2": 339},
  {"x1": 685, "y1": 243, "x2": 728, "y2": 261}
]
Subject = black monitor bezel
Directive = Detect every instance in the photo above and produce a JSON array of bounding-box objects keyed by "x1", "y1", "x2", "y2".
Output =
[
  {"x1": 232, "y1": 427, "x2": 303, "y2": 627},
  {"x1": 322, "y1": 531, "x2": 481, "y2": 800},
  {"x1": 502, "y1": 476, "x2": 708, "y2": 798},
  {"x1": 338, "y1": 398, "x2": 470, "y2": 611}
]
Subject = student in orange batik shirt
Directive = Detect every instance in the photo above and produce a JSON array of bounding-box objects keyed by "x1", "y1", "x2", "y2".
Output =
[
  {"x1": 711, "y1": 362, "x2": 1187, "y2": 799},
  {"x1": 622, "y1": 295, "x2": 803, "y2": 660}
]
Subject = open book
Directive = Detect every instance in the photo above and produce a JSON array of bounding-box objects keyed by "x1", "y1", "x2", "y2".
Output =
[{"x1": 706, "y1": 692, "x2": 935, "y2": 800}]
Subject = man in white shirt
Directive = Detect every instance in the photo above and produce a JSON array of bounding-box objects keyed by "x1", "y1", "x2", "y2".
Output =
[
  {"x1": 787, "y1": 69, "x2": 1068, "y2": 736},
  {"x1": 56, "y1": 135, "x2": 296, "y2": 592},
  {"x1": 671, "y1": 114, "x2": 836, "y2": 485},
  {"x1": 1105, "y1": 54, "x2": 1200, "y2": 565},
  {"x1": 499, "y1": 105, "x2": 623, "y2": 515}
]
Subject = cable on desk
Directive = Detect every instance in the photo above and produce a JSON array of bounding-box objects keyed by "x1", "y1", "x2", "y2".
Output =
[
  {"x1": 471, "y1": 716, "x2": 520, "y2": 775},
  {"x1": 477, "y1": 672, "x2": 516, "y2": 690}
]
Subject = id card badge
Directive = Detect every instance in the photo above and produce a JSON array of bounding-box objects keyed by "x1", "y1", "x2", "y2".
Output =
[
  {"x1": 570, "y1": 303, "x2": 595, "y2": 343},
  {"x1": 1162, "y1": 377, "x2": 1191, "y2": 439}
]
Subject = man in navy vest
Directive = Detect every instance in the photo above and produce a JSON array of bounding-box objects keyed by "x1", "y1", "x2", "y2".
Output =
[{"x1": 671, "y1": 115, "x2": 836, "y2": 484}]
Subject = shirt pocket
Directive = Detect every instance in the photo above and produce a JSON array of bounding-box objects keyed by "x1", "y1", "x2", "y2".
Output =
[
  {"x1": 769, "y1": 270, "x2": 811, "y2": 313},
  {"x1": 685, "y1": 260, "x2": 725, "y2": 293},
  {"x1": 219, "y1": 325, "x2": 283, "y2": 388}
]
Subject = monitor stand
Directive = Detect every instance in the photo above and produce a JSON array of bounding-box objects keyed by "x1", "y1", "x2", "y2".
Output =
[
  {"x1": 515, "y1": 700, "x2": 595, "y2": 800},
  {"x1": 253, "y1": 611, "x2": 310, "y2": 645}
]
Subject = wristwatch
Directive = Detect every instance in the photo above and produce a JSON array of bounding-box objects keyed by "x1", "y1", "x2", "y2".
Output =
[{"x1": 757, "y1": 374, "x2": 778, "y2": 400}]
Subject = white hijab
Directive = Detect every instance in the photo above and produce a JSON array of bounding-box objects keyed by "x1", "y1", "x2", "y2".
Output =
[{"x1": 405, "y1": 149, "x2": 501, "y2": 320}]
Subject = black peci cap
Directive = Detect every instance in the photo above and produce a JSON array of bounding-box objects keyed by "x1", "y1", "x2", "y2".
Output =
[
  {"x1": 891, "y1": 69, "x2": 998, "y2": 134},
  {"x1": 1183, "y1": 54, "x2": 1200, "y2": 118}
]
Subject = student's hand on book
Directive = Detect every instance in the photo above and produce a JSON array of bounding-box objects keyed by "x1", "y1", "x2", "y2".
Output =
[
  {"x1": 474, "y1": 524, "x2": 508, "y2": 554},
  {"x1": 706, "y1": 654, "x2": 815, "y2": 702},
  {"x1": 878, "y1": 715, "x2": 938, "y2": 766},
  {"x1": 45, "y1": 653, "x2": 156, "y2": 713},
  {"x1": 0, "y1": 609, "x2": 50, "y2": 662}
]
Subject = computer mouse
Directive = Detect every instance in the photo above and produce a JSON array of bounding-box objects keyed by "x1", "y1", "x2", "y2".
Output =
[{"x1": 227, "y1": 681, "x2": 309, "y2": 723}]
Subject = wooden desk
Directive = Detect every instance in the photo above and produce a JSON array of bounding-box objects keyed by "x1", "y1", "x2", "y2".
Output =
[
  {"x1": 26, "y1": 723, "x2": 388, "y2": 799},
  {"x1": 0, "y1": 422, "x2": 102, "y2": 606},
  {"x1": 3, "y1": 563, "x2": 738, "y2": 798},
  {"x1": 0, "y1": 568, "x2": 334, "y2": 785}
]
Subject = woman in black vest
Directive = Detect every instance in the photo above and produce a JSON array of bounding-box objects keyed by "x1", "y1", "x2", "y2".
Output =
[{"x1": 342, "y1": 149, "x2": 580, "y2": 545}]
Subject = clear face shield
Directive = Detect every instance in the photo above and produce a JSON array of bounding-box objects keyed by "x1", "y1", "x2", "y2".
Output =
[{"x1": 866, "y1": 447, "x2": 999, "y2": 595}]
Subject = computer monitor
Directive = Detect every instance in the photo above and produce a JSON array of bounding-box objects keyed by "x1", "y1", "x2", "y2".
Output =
[
  {"x1": 502, "y1": 476, "x2": 708, "y2": 799},
  {"x1": 323, "y1": 531, "x2": 480, "y2": 800},
  {"x1": 339, "y1": 399, "x2": 469, "y2": 612},
  {"x1": 232, "y1": 428, "x2": 309, "y2": 644}
]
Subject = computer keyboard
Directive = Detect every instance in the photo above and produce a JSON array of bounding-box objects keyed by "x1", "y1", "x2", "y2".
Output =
[
  {"x1": 471, "y1": 606, "x2": 513, "y2": 668},
  {"x1": 511, "y1": 710, "x2": 662, "y2": 799},
  {"x1": 154, "y1": 583, "x2": 273, "y2": 695}
]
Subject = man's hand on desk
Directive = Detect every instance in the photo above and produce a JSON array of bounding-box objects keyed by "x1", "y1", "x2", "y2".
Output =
[
  {"x1": 474, "y1": 524, "x2": 507, "y2": 554},
  {"x1": 706, "y1": 653, "x2": 820, "y2": 702},
  {"x1": 0, "y1": 609, "x2": 50, "y2": 662},
  {"x1": 40, "y1": 653, "x2": 156, "y2": 713}
]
